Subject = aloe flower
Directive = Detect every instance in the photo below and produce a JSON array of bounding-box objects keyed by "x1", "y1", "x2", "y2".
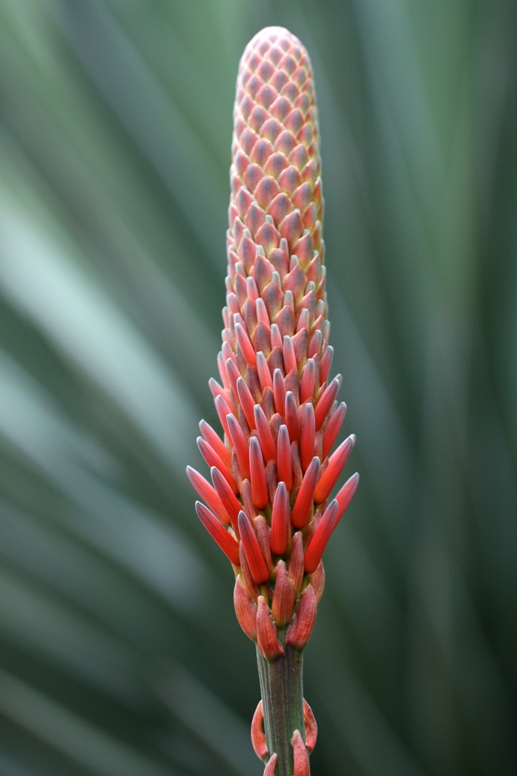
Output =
[{"x1": 187, "y1": 26, "x2": 358, "y2": 776}]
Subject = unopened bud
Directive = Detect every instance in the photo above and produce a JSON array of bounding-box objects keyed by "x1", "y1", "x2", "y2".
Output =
[
  {"x1": 309, "y1": 561, "x2": 326, "y2": 603},
  {"x1": 251, "y1": 700, "x2": 268, "y2": 760},
  {"x1": 234, "y1": 575, "x2": 258, "y2": 640},
  {"x1": 303, "y1": 699, "x2": 318, "y2": 753},
  {"x1": 291, "y1": 729, "x2": 310, "y2": 776},
  {"x1": 271, "y1": 561, "x2": 297, "y2": 626},
  {"x1": 288, "y1": 532, "x2": 304, "y2": 593},
  {"x1": 256, "y1": 595, "x2": 284, "y2": 660},
  {"x1": 286, "y1": 584, "x2": 317, "y2": 650}
]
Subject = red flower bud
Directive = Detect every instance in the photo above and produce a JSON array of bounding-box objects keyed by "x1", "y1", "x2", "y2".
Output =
[
  {"x1": 335, "y1": 472, "x2": 360, "y2": 523},
  {"x1": 314, "y1": 375, "x2": 341, "y2": 431},
  {"x1": 226, "y1": 413, "x2": 250, "y2": 480},
  {"x1": 271, "y1": 560, "x2": 297, "y2": 626},
  {"x1": 288, "y1": 532, "x2": 304, "y2": 593},
  {"x1": 303, "y1": 699, "x2": 318, "y2": 752},
  {"x1": 249, "y1": 437, "x2": 269, "y2": 509},
  {"x1": 254, "y1": 404, "x2": 276, "y2": 462},
  {"x1": 291, "y1": 457, "x2": 320, "y2": 529},
  {"x1": 299, "y1": 402, "x2": 316, "y2": 472},
  {"x1": 234, "y1": 575, "x2": 258, "y2": 640},
  {"x1": 270, "y1": 481, "x2": 290, "y2": 556},
  {"x1": 195, "y1": 502, "x2": 240, "y2": 566},
  {"x1": 276, "y1": 425, "x2": 292, "y2": 490},
  {"x1": 256, "y1": 595, "x2": 284, "y2": 660},
  {"x1": 286, "y1": 584, "x2": 317, "y2": 650},
  {"x1": 238, "y1": 511, "x2": 270, "y2": 584},
  {"x1": 313, "y1": 434, "x2": 355, "y2": 504},
  {"x1": 211, "y1": 466, "x2": 241, "y2": 533},
  {"x1": 186, "y1": 466, "x2": 230, "y2": 526},
  {"x1": 304, "y1": 500, "x2": 339, "y2": 574},
  {"x1": 309, "y1": 561, "x2": 326, "y2": 603},
  {"x1": 291, "y1": 729, "x2": 310, "y2": 776},
  {"x1": 251, "y1": 701, "x2": 268, "y2": 760}
]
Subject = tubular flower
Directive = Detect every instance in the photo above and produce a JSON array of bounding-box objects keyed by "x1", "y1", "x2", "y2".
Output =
[{"x1": 188, "y1": 26, "x2": 358, "y2": 776}]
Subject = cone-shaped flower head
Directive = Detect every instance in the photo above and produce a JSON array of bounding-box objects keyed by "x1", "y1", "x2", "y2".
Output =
[{"x1": 188, "y1": 26, "x2": 358, "y2": 661}]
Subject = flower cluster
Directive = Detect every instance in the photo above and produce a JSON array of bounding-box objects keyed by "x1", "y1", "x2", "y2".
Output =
[{"x1": 187, "y1": 27, "x2": 358, "y2": 771}]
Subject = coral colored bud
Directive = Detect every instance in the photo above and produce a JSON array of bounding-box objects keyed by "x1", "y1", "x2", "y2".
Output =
[
  {"x1": 264, "y1": 754, "x2": 278, "y2": 776},
  {"x1": 300, "y1": 358, "x2": 316, "y2": 403},
  {"x1": 292, "y1": 328, "x2": 308, "y2": 368},
  {"x1": 239, "y1": 542, "x2": 260, "y2": 600},
  {"x1": 254, "y1": 320, "x2": 271, "y2": 357},
  {"x1": 218, "y1": 350, "x2": 230, "y2": 390},
  {"x1": 299, "y1": 402, "x2": 316, "y2": 472},
  {"x1": 309, "y1": 561, "x2": 325, "y2": 603},
  {"x1": 313, "y1": 434, "x2": 355, "y2": 504},
  {"x1": 272, "y1": 560, "x2": 297, "y2": 626},
  {"x1": 256, "y1": 297, "x2": 270, "y2": 327},
  {"x1": 238, "y1": 511, "x2": 270, "y2": 584},
  {"x1": 291, "y1": 457, "x2": 320, "y2": 529},
  {"x1": 273, "y1": 368, "x2": 286, "y2": 414},
  {"x1": 235, "y1": 321, "x2": 257, "y2": 366},
  {"x1": 288, "y1": 532, "x2": 304, "y2": 593},
  {"x1": 322, "y1": 401, "x2": 346, "y2": 459},
  {"x1": 290, "y1": 443, "x2": 303, "y2": 493},
  {"x1": 285, "y1": 368, "x2": 300, "y2": 403},
  {"x1": 286, "y1": 584, "x2": 317, "y2": 650},
  {"x1": 256, "y1": 595, "x2": 284, "y2": 660},
  {"x1": 262, "y1": 386, "x2": 275, "y2": 420},
  {"x1": 303, "y1": 700, "x2": 318, "y2": 752},
  {"x1": 246, "y1": 365, "x2": 262, "y2": 403},
  {"x1": 335, "y1": 472, "x2": 359, "y2": 522},
  {"x1": 211, "y1": 467, "x2": 242, "y2": 533},
  {"x1": 250, "y1": 437, "x2": 269, "y2": 509},
  {"x1": 276, "y1": 425, "x2": 293, "y2": 490},
  {"x1": 256, "y1": 351, "x2": 273, "y2": 391},
  {"x1": 314, "y1": 375, "x2": 341, "y2": 431},
  {"x1": 186, "y1": 466, "x2": 230, "y2": 526},
  {"x1": 320, "y1": 344, "x2": 333, "y2": 383},
  {"x1": 208, "y1": 377, "x2": 228, "y2": 403},
  {"x1": 255, "y1": 515, "x2": 274, "y2": 575},
  {"x1": 285, "y1": 391, "x2": 300, "y2": 442},
  {"x1": 251, "y1": 701, "x2": 268, "y2": 760},
  {"x1": 197, "y1": 437, "x2": 238, "y2": 493},
  {"x1": 234, "y1": 575, "x2": 258, "y2": 640},
  {"x1": 254, "y1": 404, "x2": 276, "y2": 462},
  {"x1": 308, "y1": 329, "x2": 322, "y2": 359},
  {"x1": 225, "y1": 357, "x2": 241, "y2": 398},
  {"x1": 291, "y1": 729, "x2": 310, "y2": 776},
  {"x1": 241, "y1": 478, "x2": 258, "y2": 520},
  {"x1": 195, "y1": 502, "x2": 240, "y2": 566},
  {"x1": 227, "y1": 413, "x2": 250, "y2": 479},
  {"x1": 199, "y1": 419, "x2": 232, "y2": 468},
  {"x1": 237, "y1": 376, "x2": 257, "y2": 430},
  {"x1": 283, "y1": 335, "x2": 298, "y2": 374},
  {"x1": 271, "y1": 324, "x2": 283, "y2": 351},
  {"x1": 270, "y1": 482, "x2": 290, "y2": 555},
  {"x1": 214, "y1": 395, "x2": 232, "y2": 439},
  {"x1": 304, "y1": 500, "x2": 338, "y2": 574},
  {"x1": 265, "y1": 459, "x2": 278, "y2": 504}
]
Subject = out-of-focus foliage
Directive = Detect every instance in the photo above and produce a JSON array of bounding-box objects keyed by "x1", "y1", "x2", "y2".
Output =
[{"x1": 0, "y1": 1, "x2": 516, "y2": 774}]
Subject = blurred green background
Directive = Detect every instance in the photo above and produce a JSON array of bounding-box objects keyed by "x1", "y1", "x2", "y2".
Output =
[{"x1": 0, "y1": 1, "x2": 516, "y2": 774}]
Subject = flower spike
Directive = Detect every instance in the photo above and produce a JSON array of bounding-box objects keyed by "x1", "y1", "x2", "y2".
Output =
[{"x1": 188, "y1": 25, "x2": 358, "y2": 776}]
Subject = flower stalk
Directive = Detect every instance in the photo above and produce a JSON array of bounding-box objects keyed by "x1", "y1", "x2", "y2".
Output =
[{"x1": 188, "y1": 26, "x2": 358, "y2": 775}]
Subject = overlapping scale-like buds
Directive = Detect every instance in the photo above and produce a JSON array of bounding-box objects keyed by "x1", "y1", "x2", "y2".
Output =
[
  {"x1": 187, "y1": 27, "x2": 358, "y2": 776},
  {"x1": 188, "y1": 26, "x2": 358, "y2": 773},
  {"x1": 188, "y1": 24, "x2": 357, "y2": 657}
]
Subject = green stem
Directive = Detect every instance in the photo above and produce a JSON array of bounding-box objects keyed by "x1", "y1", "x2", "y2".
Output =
[{"x1": 256, "y1": 639, "x2": 304, "y2": 776}]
